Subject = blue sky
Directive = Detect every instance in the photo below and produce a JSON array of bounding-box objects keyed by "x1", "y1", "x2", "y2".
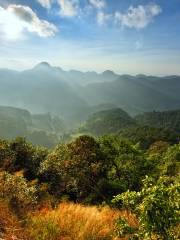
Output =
[{"x1": 0, "y1": 0, "x2": 180, "y2": 75}]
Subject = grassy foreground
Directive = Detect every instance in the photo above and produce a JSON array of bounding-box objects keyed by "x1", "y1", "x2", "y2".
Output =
[{"x1": 0, "y1": 201, "x2": 137, "y2": 240}]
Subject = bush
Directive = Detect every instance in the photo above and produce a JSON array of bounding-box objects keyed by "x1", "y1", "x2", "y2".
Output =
[
  {"x1": 113, "y1": 176, "x2": 180, "y2": 240},
  {"x1": 0, "y1": 171, "x2": 37, "y2": 214}
]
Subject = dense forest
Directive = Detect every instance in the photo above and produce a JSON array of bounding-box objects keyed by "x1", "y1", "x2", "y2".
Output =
[{"x1": 0, "y1": 126, "x2": 179, "y2": 239}]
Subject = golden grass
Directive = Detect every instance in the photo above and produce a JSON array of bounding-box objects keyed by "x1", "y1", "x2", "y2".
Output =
[
  {"x1": 27, "y1": 202, "x2": 138, "y2": 240},
  {"x1": 0, "y1": 200, "x2": 27, "y2": 240},
  {"x1": 0, "y1": 200, "x2": 138, "y2": 240}
]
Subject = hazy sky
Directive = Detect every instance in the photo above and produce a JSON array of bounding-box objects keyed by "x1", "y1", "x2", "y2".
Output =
[{"x1": 0, "y1": 0, "x2": 180, "y2": 75}]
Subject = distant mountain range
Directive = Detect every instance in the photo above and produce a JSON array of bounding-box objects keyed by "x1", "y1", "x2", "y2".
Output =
[{"x1": 0, "y1": 62, "x2": 180, "y2": 123}]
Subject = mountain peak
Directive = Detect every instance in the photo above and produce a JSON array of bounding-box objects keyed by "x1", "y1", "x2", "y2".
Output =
[
  {"x1": 34, "y1": 62, "x2": 52, "y2": 70},
  {"x1": 102, "y1": 70, "x2": 115, "y2": 76}
]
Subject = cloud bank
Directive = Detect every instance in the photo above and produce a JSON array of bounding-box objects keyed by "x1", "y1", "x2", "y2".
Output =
[
  {"x1": 0, "y1": 1, "x2": 162, "y2": 42},
  {"x1": 115, "y1": 3, "x2": 162, "y2": 29},
  {"x1": 0, "y1": 4, "x2": 57, "y2": 40},
  {"x1": 35, "y1": 1, "x2": 162, "y2": 30}
]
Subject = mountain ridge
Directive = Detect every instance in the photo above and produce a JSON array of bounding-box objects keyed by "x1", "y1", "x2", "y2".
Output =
[{"x1": 0, "y1": 62, "x2": 180, "y2": 121}]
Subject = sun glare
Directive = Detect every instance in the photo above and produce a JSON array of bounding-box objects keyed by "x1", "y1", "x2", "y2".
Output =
[{"x1": 0, "y1": 7, "x2": 24, "y2": 40}]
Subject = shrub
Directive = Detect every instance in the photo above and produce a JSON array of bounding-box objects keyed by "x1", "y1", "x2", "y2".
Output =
[
  {"x1": 113, "y1": 176, "x2": 180, "y2": 240},
  {"x1": 0, "y1": 171, "x2": 37, "y2": 214}
]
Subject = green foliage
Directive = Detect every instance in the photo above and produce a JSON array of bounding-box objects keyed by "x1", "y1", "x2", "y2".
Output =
[
  {"x1": 39, "y1": 143, "x2": 70, "y2": 196},
  {"x1": 66, "y1": 135, "x2": 106, "y2": 201},
  {"x1": 113, "y1": 176, "x2": 180, "y2": 240},
  {"x1": 10, "y1": 137, "x2": 34, "y2": 170},
  {"x1": 99, "y1": 136, "x2": 155, "y2": 192},
  {"x1": 0, "y1": 171, "x2": 37, "y2": 211},
  {"x1": 136, "y1": 110, "x2": 180, "y2": 133},
  {"x1": 0, "y1": 128, "x2": 179, "y2": 239},
  {"x1": 0, "y1": 139, "x2": 15, "y2": 171},
  {"x1": 146, "y1": 142, "x2": 180, "y2": 180},
  {"x1": 162, "y1": 143, "x2": 180, "y2": 177},
  {"x1": 119, "y1": 126, "x2": 179, "y2": 149},
  {"x1": 148, "y1": 140, "x2": 170, "y2": 155},
  {"x1": 40, "y1": 135, "x2": 107, "y2": 202},
  {"x1": 9, "y1": 137, "x2": 48, "y2": 179},
  {"x1": 28, "y1": 146, "x2": 49, "y2": 179},
  {"x1": 81, "y1": 108, "x2": 136, "y2": 135},
  {"x1": 114, "y1": 218, "x2": 137, "y2": 238}
]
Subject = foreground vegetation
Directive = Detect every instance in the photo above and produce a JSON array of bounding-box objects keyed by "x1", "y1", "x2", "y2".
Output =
[{"x1": 0, "y1": 133, "x2": 179, "y2": 239}]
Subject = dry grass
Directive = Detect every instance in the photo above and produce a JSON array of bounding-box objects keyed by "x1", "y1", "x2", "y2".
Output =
[
  {"x1": 27, "y1": 202, "x2": 138, "y2": 240},
  {"x1": 0, "y1": 200, "x2": 138, "y2": 240},
  {"x1": 0, "y1": 200, "x2": 27, "y2": 240}
]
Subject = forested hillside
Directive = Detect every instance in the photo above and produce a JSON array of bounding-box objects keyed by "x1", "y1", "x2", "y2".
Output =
[
  {"x1": 135, "y1": 109, "x2": 180, "y2": 132},
  {"x1": 2, "y1": 106, "x2": 180, "y2": 148},
  {"x1": 0, "y1": 106, "x2": 65, "y2": 147},
  {"x1": 80, "y1": 108, "x2": 136, "y2": 135}
]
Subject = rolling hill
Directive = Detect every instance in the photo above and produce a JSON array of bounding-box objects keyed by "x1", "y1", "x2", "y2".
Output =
[{"x1": 80, "y1": 108, "x2": 136, "y2": 135}]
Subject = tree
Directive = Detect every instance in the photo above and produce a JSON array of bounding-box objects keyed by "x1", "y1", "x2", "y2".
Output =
[
  {"x1": 66, "y1": 135, "x2": 106, "y2": 202},
  {"x1": 162, "y1": 143, "x2": 180, "y2": 177},
  {"x1": 39, "y1": 143, "x2": 70, "y2": 196},
  {"x1": 0, "y1": 139, "x2": 15, "y2": 171},
  {"x1": 40, "y1": 136, "x2": 106, "y2": 202},
  {"x1": 99, "y1": 136, "x2": 154, "y2": 192},
  {"x1": 9, "y1": 137, "x2": 48, "y2": 179},
  {"x1": 10, "y1": 137, "x2": 34, "y2": 171}
]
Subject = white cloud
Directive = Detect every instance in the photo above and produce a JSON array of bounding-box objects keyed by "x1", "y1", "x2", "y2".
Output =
[
  {"x1": 37, "y1": 0, "x2": 52, "y2": 9},
  {"x1": 0, "y1": 4, "x2": 58, "y2": 40},
  {"x1": 115, "y1": 3, "x2": 162, "y2": 29},
  {"x1": 97, "y1": 11, "x2": 111, "y2": 26},
  {"x1": 89, "y1": 0, "x2": 106, "y2": 9},
  {"x1": 58, "y1": 0, "x2": 79, "y2": 17}
]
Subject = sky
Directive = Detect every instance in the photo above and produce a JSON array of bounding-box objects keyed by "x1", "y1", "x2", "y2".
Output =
[{"x1": 0, "y1": 0, "x2": 180, "y2": 75}]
